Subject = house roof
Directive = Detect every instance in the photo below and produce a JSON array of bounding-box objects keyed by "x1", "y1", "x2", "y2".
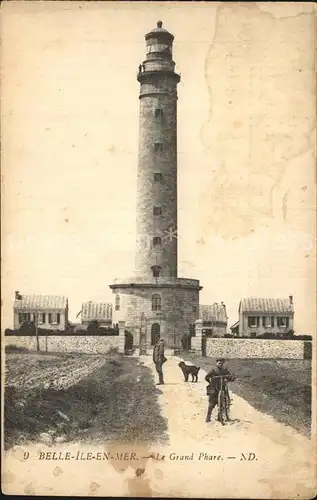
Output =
[
  {"x1": 239, "y1": 297, "x2": 294, "y2": 314},
  {"x1": 14, "y1": 295, "x2": 68, "y2": 310},
  {"x1": 81, "y1": 301, "x2": 113, "y2": 321},
  {"x1": 200, "y1": 303, "x2": 228, "y2": 323}
]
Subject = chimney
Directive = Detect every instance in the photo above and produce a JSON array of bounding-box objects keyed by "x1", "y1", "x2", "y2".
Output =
[
  {"x1": 15, "y1": 291, "x2": 22, "y2": 300},
  {"x1": 289, "y1": 295, "x2": 293, "y2": 305}
]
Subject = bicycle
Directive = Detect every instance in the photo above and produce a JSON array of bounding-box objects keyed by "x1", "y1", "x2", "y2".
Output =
[
  {"x1": 217, "y1": 375, "x2": 232, "y2": 425},
  {"x1": 206, "y1": 375, "x2": 234, "y2": 425}
]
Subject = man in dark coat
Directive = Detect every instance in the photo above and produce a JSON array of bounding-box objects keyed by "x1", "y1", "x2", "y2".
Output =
[
  {"x1": 205, "y1": 358, "x2": 236, "y2": 422},
  {"x1": 153, "y1": 338, "x2": 166, "y2": 385}
]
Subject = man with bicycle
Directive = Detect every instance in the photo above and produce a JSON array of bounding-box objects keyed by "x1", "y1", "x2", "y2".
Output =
[{"x1": 205, "y1": 358, "x2": 236, "y2": 423}]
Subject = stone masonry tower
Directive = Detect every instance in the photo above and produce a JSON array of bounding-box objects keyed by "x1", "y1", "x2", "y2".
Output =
[
  {"x1": 110, "y1": 22, "x2": 202, "y2": 349},
  {"x1": 135, "y1": 21, "x2": 179, "y2": 279}
]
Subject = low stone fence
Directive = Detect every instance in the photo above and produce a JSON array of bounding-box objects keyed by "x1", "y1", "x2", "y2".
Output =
[
  {"x1": 205, "y1": 338, "x2": 312, "y2": 359},
  {"x1": 4, "y1": 335, "x2": 121, "y2": 354}
]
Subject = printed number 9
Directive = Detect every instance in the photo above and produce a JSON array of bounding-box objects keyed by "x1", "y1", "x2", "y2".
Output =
[{"x1": 24, "y1": 452, "x2": 29, "y2": 460}]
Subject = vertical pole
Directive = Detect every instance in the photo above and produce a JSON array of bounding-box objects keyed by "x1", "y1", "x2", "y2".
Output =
[
  {"x1": 35, "y1": 312, "x2": 40, "y2": 352},
  {"x1": 193, "y1": 319, "x2": 203, "y2": 356},
  {"x1": 144, "y1": 316, "x2": 147, "y2": 355},
  {"x1": 139, "y1": 313, "x2": 147, "y2": 355},
  {"x1": 118, "y1": 321, "x2": 125, "y2": 353}
]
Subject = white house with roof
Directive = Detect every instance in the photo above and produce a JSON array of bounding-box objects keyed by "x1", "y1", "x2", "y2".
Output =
[
  {"x1": 80, "y1": 301, "x2": 113, "y2": 327},
  {"x1": 13, "y1": 291, "x2": 68, "y2": 331},
  {"x1": 199, "y1": 302, "x2": 228, "y2": 337},
  {"x1": 231, "y1": 296, "x2": 294, "y2": 337}
]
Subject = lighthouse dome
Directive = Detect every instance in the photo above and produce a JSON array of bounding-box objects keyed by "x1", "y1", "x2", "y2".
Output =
[{"x1": 145, "y1": 21, "x2": 174, "y2": 41}]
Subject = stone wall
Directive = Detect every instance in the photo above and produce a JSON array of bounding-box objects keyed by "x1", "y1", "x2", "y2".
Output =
[
  {"x1": 205, "y1": 338, "x2": 311, "y2": 359},
  {"x1": 4, "y1": 335, "x2": 121, "y2": 354}
]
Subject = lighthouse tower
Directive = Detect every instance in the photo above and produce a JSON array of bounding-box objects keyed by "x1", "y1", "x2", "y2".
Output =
[
  {"x1": 135, "y1": 21, "x2": 180, "y2": 279},
  {"x1": 110, "y1": 22, "x2": 202, "y2": 349}
]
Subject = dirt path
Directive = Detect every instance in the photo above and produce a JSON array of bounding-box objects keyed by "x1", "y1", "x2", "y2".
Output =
[
  {"x1": 141, "y1": 355, "x2": 316, "y2": 499},
  {"x1": 3, "y1": 353, "x2": 315, "y2": 498}
]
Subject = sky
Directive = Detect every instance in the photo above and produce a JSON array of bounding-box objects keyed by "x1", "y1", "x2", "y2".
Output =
[{"x1": 2, "y1": 1, "x2": 316, "y2": 333}]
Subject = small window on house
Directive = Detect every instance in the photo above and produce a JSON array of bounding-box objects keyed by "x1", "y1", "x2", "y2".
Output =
[
  {"x1": 20, "y1": 312, "x2": 29, "y2": 323},
  {"x1": 248, "y1": 316, "x2": 259, "y2": 328},
  {"x1": 48, "y1": 313, "x2": 60, "y2": 324},
  {"x1": 153, "y1": 236, "x2": 162, "y2": 247},
  {"x1": 263, "y1": 316, "x2": 273, "y2": 327},
  {"x1": 193, "y1": 305, "x2": 198, "y2": 315},
  {"x1": 152, "y1": 294, "x2": 161, "y2": 311},
  {"x1": 250, "y1": 331, "x2": 256, "y2": 338},
  {"x1": 42, "y1": 313, "x2": 46, "y2": 324},
  {"x1": 154, "y1": 108, "x2": 163, "y2": 119},
  {"x1": 154, "y1": 172, "x2": 163, "y2": 182},
  {"x1": 153, "y1": 206, "x2": 162, "y2": 216},
  {"x1": 154, "y1": 142, "x2": 163, "y2": 153},
  {"x1": 277, "y1": 317, "x2": 289, "y2": 328},
  {"x1": 115, "y1": 294, "x2": 120, "y2": 311},
  {"x1": 151, "y1": 265, "x2": 162, "y2": 278}
]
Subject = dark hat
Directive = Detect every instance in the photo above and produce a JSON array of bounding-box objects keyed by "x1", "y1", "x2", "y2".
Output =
[{"x1": 216, "y1": 358, "x2": 225, "y2": 362}]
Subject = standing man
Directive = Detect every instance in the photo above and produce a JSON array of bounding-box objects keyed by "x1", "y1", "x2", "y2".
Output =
[
  {"x1": 205, "y1": 358, "x2": 236, "y2": 423},
  {"x1": 153, "y1": 338, "x2": 166, "y2": 385}
]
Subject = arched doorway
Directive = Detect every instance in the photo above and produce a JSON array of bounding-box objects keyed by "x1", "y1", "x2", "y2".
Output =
[{"x1": 151, "y1": 323, "x2": 160, "y2": 346}]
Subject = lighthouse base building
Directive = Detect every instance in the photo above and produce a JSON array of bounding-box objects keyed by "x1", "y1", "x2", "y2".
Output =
[{"x1": 110, "y1": 277, "x2": 202, "y2": 349}]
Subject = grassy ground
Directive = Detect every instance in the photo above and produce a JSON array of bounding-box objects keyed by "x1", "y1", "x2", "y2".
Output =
[
  {"x1": 5, "y1": 351, "x2": 168, "y2": 450},
  {"x1": 184, "y1": 355, "x2": 312, "y2": 436}
]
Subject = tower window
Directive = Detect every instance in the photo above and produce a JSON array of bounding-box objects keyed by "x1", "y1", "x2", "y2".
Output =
[
  {"x1": 154, "y1": 173, "x2": 163, "y2": 182},
  {"x1": 153, "y1": 206, "x2": 162, "y2": 216},
  {"x1": 151, "y1": 265, "x2": 162, "y2": 278},
  {"x1": 154, "y1": 108, "x2": 163, "y2": 119},
  {"x1": 152, "y1": 294, "x2": 161, "y2": 311},
  {"x1": 154, "y1": 142, "x2": 163, "y2": 153},
  {"x1": 153, "y1": 236, "x2": 162, "y2": 246},
  {"x1": 115, "y1": 294, "x2": 120, "y2": 311}
]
